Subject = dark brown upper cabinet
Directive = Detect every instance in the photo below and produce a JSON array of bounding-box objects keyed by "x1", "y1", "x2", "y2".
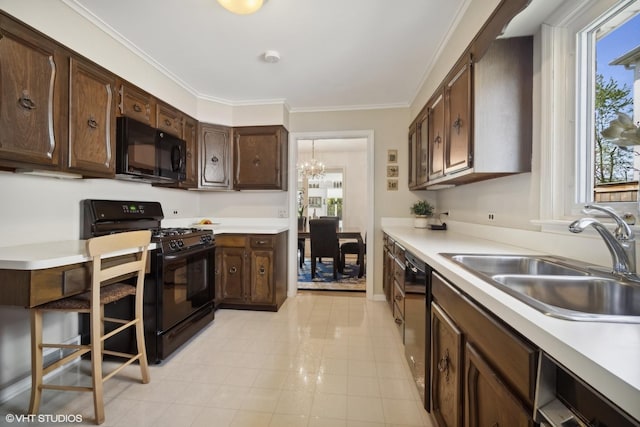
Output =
[
  {"x1": 428, "y1": 92, "x2": 446, "y2": 182},
  {"x1": 233, "y1": 125, "x2": 288, "y2": 191},
  {"x1": 66, "y1": 57, "x2": 116, "y2": 177},
  {"x1": 200, "y1": 123, "x2": 232, "y2": 189},
  {"x1": 0, "y1": 13, "x2": 67, "y2": 171},
  {"x1": 408, "y1": 105, "x2": 429, "y2": 190},
  {"x1": 444, "y1": 57, "x2": 472, "y2": 176}
]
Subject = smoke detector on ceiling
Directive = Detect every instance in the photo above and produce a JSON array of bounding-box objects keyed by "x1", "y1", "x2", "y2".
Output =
[{"x1": 263, "y1": 50, "x2": 280, "y2": 63}]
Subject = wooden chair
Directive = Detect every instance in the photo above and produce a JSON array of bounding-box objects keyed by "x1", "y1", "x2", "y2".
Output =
[
  {"x1": 309, "y1": 219, "x2": 341, "y2": 280},
  {"x1": 341, "y1": 232, "x2": 366, "y2": 278},
  {"x1": 29, "y1": 230, "x2": 151, "y2": 425},
  {"x1": 297, "y1": 216, "x2": 307, "y2": 268}
]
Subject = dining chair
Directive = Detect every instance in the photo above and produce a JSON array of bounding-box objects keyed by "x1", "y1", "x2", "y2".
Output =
[
  {"x1": 29, "y1": 230, "x2": 151, "y2": 425},
  {"x1": 340, "y1": 232, "x2": 366, "y2": 277},
  {"x1": 309, "y1": 218, "x2": 341, "y2": 280},
  {"x1": 297, "y1": 216, "x2": 307, "y2": 268}
]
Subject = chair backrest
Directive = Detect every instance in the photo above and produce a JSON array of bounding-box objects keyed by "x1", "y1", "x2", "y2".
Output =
[
  {"x1": 309, "y1": 219, "x2": 339, "y2": 257},
  {"x1": 87, "y1": 230, "x2": 151, "y2": 305},
  {"x1": 319, "y1": 216, "x2": 339, "y2": 230}
]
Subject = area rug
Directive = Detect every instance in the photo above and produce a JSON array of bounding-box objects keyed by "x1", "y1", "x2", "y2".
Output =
[{"x1": 297, "y1": 259, "x2": 365, "y2": 291}]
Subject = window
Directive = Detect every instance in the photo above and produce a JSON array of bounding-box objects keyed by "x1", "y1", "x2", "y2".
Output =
[{"x1": 576, "y1": 0, "x2": 640, "y2": 210}]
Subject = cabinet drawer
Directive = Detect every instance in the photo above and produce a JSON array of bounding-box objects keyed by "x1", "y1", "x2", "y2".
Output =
[
  {"x1": 118, "y1": 83, "x2": 155, "y2": 126},
  {"x1": 432, "y1": 272, "x2": 537, "y2": 406},
  {"x1": 250, "y1": 235, "x2": 274, "y2": 249},
  {"x1": 393, "y1": 301, "x2": 404, "y2": 342},
  {"x1": 215, "y1": 235, "x2": 247, "y2": 248},
  {"x1": 393, "y1": 281, "x2": 405, "y2": 317},
  {"x1": 393, "y1": 242, "x2": 406, "y2": 263},
  {"x1": 393, "y1": 257, "x2": 405, "y2": 288}
]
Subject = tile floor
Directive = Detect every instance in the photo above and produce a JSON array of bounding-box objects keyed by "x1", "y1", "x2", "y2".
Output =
[{"x1": 0, "y1": 292, "x2": 433, "y2": 427}]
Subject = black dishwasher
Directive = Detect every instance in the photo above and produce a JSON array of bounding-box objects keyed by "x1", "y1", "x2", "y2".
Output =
[{"x1": 404, "y1": 251, "x2": 432, "y2": 411}]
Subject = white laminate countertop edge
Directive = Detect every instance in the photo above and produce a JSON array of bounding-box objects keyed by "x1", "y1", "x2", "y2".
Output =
[
  {"x1": 382, "y1": 226, "x2": 640, "y2": 421},
  {"x1": 0, "y1": 241, "x2": 159, "y2": 270}
]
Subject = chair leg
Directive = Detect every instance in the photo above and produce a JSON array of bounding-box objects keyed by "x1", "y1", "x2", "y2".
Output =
[
  {"x1": 29, "y1": 309, "x2": 43, "y2": 415},
  {"x1": 340, "y1": 252, "x2": 346, "y2": 271},
  {"x1": 91, "y1": 306, "x2": 105, "y2": 424},
  {"x1": 311, "y1": 257, "x2": 316, "y2": 278},
  {"x1": 135, "y1": 292, "x2": 150, "y2": 384}
]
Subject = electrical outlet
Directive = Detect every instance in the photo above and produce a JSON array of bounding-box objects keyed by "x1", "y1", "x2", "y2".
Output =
[
  {"x1": 172, "y1": 209, "x2": 179, "y2": 216},
  {"x1": 488, "y1": 212, "x2": 495, "y2": 221},
  {"x1": 277, "y1": 208, "x2": 288, "y2": 218}
]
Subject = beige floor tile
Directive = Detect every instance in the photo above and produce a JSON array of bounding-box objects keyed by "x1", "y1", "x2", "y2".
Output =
[
  {"x1": 0, "y1": 294, "x2": 434, "y2": 426},
  {"x1": 241, "y1": 387, "x2": 282, "y2": 412},
  {"x1": 347, "y1": 376, "x2": 380, "y2": 397},
  {"x1": 346, "y1": 396, "x2": 385, "y2": 423},
  {"x1": 309, "y1": 416, "x2": 348, "y2": 427},
  {"x1": 269, "y1": 413, "x2": 310, "y2": 427},
  {"x1": 275, "y1": 390, "x2": 314, "y2": 416},
  {"x1": 311, "y1": 392, "x2": 348, "y2": 419},
  {"x1": 315, "y1": 373, "x2": 348, "y2": 394},
  {"x1": 190, "y1": 407, "x2": 237, "y2": 427},
  {"x1": 230, "y1": 410, "x2": 272, "y2": 427}
]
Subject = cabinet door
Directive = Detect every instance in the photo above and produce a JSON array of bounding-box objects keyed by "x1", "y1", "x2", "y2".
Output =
[
  {"x1": 67, "y1": 57, "x2": 116, "y2": 177},
  {"x1": 117, "y1": 82, "x2": 155, "y2": 126},
  {"x1": 249, "y1": 249, "x2": 274, "y2": 304},
  {"x1": 416, "y1": 111, "x2": 429, "y2": 187},
  {"x1": 200, "y1": 123, "x2": 231, "y2": 188},
  {"x1": 445, "y1": 59, "x2": 472, "y2": 174},
  {"x1": 0, "y1": 16, "x2": 65, "y2": 168},
  {"x1": 408, "y1": 122, "x2": 418, "y2": 189},
  {"x1": 181, "y1": 116, "x2": 198, "y2": 187},
  {"x1": 157, "y1": 102, "x2": 183, "y2": 137},
  {"x1": 465, "y1": 343, "x2": 533, "y2": 427},
  {"x1": 428, "y1": 93, "x2": 445, "y2": 180},
  {"x1": 219, "y1": 247, "x2": 246, "y2": 303},
  {"x1": 431, "y1": 303, "x2": 463, "y2": 427},
  {"x1": 234, "y1": 125, "x2": 287, "y2": 190}
]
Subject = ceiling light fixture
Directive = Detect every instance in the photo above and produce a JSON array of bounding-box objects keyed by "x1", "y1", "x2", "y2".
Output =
[
  {"x1": 297, "y1": 140, "x2": 326, "y2": 179},
  {"x1": 217, "y1": 0, "x2": 266, "y2": 15}
]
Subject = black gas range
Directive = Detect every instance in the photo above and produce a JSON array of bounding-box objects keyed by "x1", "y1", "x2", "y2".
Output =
[{"x1": 81, "y1": 199, "x2": 215, "y2": 363}]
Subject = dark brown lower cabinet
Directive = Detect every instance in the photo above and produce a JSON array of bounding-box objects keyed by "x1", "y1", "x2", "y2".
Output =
[
  {"x1": 215, "y1": 232, "x2": 287, "y2": 311},
  {"x1": 430, "y1": 272, "x2": 536, "y2": 427},
  {"x1": 431, "y1": 303, "x2": 462, "y2": 427},
  {"x1": 465, "y1": 343, "x2": 533, "y2": 427}
]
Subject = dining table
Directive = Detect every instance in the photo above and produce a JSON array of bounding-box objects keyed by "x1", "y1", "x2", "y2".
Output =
[{"x1": 297, "y1": 227, "x2": 365, "y2": 278}]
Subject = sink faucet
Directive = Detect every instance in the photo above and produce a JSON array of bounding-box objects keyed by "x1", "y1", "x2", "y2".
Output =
[{"x1": 569, "y1": 204, "x2": 636, "y2": 276}]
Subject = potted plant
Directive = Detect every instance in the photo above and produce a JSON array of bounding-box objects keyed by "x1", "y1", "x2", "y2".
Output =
[{"x1": 410, "y1": 200, "x2": 434, "y2": 228}]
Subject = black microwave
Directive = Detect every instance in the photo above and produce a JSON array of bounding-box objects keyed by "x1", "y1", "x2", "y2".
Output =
[{"x1": 116, "y1": 116, "x2": 186, "y2": 183}]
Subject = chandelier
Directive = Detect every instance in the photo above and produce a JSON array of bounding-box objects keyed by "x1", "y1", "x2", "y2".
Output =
[
  {"x1": 217, "y1": 0, "x2": 266, "y2": 15},
  {"x1": 297, "y1": 140, "x2": 325, "y2": 179}
]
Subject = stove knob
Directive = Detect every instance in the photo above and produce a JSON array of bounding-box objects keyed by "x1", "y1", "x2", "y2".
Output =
[
  {"x1": 178, "y1": 240, "x2": 184, "y2": 247},
  {"x1": 169, "y1": 241, "x2": 177, "y2": 250}
]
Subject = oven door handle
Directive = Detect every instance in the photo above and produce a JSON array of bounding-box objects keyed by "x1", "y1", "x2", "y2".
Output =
[{"x1": 162, "y1": 244, "x2": 214, "y2": 261}]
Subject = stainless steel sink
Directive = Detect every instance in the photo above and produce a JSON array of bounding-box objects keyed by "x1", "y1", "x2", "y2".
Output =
[
  {"x1": 447, "y1": 254, "x2": 589, "y2": 276},
  {"x1": 441, "y1": 253, "x2": 640, "y2": 323}
]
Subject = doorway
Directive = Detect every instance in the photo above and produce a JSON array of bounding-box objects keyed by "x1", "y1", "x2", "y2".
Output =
[{"x1": 289, "y1": 134, "x2": 373, "y2": 295}]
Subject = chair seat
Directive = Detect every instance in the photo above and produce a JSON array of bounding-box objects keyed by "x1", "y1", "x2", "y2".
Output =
[
  {"x1": 38, "y1": 283, "x2": 136, "y2": 310},
  {"x1": 340, "y1": 241, "x2": 360, "y2": 253}
]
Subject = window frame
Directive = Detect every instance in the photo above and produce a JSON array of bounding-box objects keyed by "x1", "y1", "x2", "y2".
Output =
[{"x1": 540, "y1": 0, "x2": 638, "y2": 223}]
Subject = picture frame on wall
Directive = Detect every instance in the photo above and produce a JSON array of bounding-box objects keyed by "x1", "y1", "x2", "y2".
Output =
[
  {"x1": 387, "y1": 165, "x2": 399, "y2": 177},
  {"x1": 387, "y1": 149, "x2": 398, "y2": 163},
  {"x1": 387, "y1": 179, "x2": 398, "y2": 191}
]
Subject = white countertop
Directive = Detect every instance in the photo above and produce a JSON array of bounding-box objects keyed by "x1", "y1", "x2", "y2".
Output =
[
  {"x1": 0, "y1": 222, "x2": 288, "y2": 270},
  {"x1": 382, "y1": 225, "x2": 640, "y2": 421},
  {"x1": 0, "y1": 240, "x2": 159, "y2": 270}
]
